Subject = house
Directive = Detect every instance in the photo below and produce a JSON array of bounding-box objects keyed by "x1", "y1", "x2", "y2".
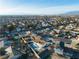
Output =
[
  {"x1": 0, "y1": 40, "x2": 4, "y2": 48},
  {"x1": 63, "y1": 47, "x2": 79, "y2": 58},
  {"x1": 28, "y1": 41, "x2": 43, "y2": 52},
  {"x1": 41, "y1": 34, "x2": 53, "y2": 42},
  {"x1": 54, "y1": 48, "x2": 63, "y2": 55}
]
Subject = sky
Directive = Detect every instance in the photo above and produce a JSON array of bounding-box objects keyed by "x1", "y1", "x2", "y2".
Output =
[{"x1": 0, "y1": 0, "x2": 79, "y2": 15}]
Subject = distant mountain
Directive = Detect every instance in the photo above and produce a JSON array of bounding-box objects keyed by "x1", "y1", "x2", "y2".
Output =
[{"x1": 60, "y1": 11, "x2": 79, "y2": 16}]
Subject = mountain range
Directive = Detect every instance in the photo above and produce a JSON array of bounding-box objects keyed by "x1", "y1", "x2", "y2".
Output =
[{"x1": 60, "y1": 11, "x2": 79, "y2": 16}]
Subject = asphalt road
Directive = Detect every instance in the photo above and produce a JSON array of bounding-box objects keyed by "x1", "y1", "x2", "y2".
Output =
[{"x1": 51, "y1": 53, "x2": 70, "y2": 59}]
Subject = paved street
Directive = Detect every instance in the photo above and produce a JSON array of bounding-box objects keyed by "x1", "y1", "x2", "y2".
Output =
[{"x1": 51, "y1": 53, "x2": 69, "y2": 59}]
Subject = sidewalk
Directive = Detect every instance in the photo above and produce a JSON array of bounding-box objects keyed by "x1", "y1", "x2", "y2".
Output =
[{"x1": 0, "y1": 55, "x2": 9, "y2": 59}]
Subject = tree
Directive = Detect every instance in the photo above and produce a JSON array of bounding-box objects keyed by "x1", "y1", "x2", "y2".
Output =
[
  {"x1": 8, "y1": 24, "x2": 16, "y2": 32},
  {"x1": 3, "y1": 24, "x2": 16, "y2": 32},
  {"x1": 0, "y1": 47, "x2": 6, "y2": 56},
  {"x1": 18, "y1": 54, "x2": 28, "y2": 59},
  {"x1": 75, "y1": 43, "x2": 79, "y2": 50},
  {"x1": 59, "y1": 41, "x2": 65, "y2": 49}
]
